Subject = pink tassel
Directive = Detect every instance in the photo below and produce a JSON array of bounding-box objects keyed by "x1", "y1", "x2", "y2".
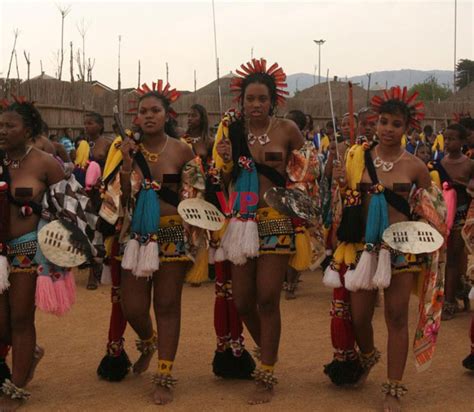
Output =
[
  {"x1": 372, "y1": 247, "x2": 392, "y2": 289},
  {"x1": 53, "y1": 277, "x2": 72, "y2": 316},
  {"x1": 345, "y1": 250, "x2": 377, "y2": 292},
  {"x1": 443, "y1": 182, "x2": 457, "y2": 236},
  {"x1": 122, "y1": 238, "x2": 139, "y2": 272},
  {"x1": 85, "y1": 160, "x2": 101, "y2": 190},
  {"x1": 35, "y1": 275, "x2": 58, "y2": 313},
  {"x1": 0, "y1": 256, "x2": 10, "y2": 293},
  {"x1": 64, "y1": 271, "x2": 76, "y2": 305}
]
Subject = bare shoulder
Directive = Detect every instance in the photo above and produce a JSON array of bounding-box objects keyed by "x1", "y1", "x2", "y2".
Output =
[
  {"x1": 276, "y1": 118, "x2": 304, "y2": 149},
  {"x1": 31, "y1": 148, "x2": 65, "y2": 183},
  {"x1": 404, "y1": 150, "x2": 427, "y2": 171},
  {"x1": 169, "y1": 137, "x2": 195, "y2": 162},
  {"x1": 277, "y1": 118, "x2": 299, "y2": 134}
]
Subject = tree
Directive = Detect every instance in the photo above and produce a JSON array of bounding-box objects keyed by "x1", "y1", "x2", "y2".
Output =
[
  {"x1": 57, "y1": 4, "x2": 71, "y2": 80},
  {"x1": 456, "y1": 59, "x2": 474, "y2": 90},
  {"x1": 408, "y1": 76, "x2": 452, "y2": 101}
]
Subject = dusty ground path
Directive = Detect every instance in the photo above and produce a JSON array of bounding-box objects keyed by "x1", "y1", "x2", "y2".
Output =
[{"x1": 16, "y1": 269, "x2": 474, "y2": 411}]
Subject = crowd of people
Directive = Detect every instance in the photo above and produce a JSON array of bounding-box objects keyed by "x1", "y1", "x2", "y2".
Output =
[{"x1": 0, "y1": 58, "x2": 472, "y2": 411}]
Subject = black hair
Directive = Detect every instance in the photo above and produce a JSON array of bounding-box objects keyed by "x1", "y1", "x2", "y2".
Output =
[
  {"x1": 423, "y1": 124, "x2": 433, "y2": 135},
  {"x1": 305, "y1": 114, "x2": 314, "y2": 131},
  {"x1": 326, "y1": 120, "x2": 334, "y2": 129},
  {"x1": 378, "y1": 100, "x2": 411, "y2": 127},
  {"x1": 459, "y1": 117, "x2": 474, "y2": 131},
  {"x1": 240, "y1": 73, "x2": 278, "y2": 115},
  {"x1": 3, "y1": 101, "x2": 43, "y2": 137},
  {"x1": 447, "y1": 123, "x2": 468, "y2": 141},
  {"x1": 42, "y1": 121, "x2": 49, "y2": 135},
  {"x1": 189, "y1": 103, "x2": 209, "y2": 139},
  {"x1": 85, "y1": 111, "x2": 105, "y2": 134},
  {"x1": 286, "y1": 110, "x2": 307, "y2": 131},
  {"x1": 138, "y1": 91, "x2": 178, "y2": 138}
]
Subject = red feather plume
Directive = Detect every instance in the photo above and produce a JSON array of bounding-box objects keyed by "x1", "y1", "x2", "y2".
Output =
[
  {"x1": 129, "y1": 79, "x2": 181, "y2": 116},
  {"x1": 370, "y1": 86, "x2": 425, "y2": 130},
  {"x1": 230, "y1": 58, "x2": 288, "y2": 106}
]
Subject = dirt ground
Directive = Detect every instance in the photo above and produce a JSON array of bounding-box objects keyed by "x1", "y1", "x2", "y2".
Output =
[{"x1": 15, "y1": 269, "x2": 474, "y2": 411}]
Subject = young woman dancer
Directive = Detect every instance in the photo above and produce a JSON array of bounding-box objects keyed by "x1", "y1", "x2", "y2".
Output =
[
  {"x1": 0, "y1": 97, "x2": 102, "y2": 410},
  {"x1": 324, "y1": 87, "x2": 446, "y2": 412},
  {"x1": 107, "y1": 81, "x2": 205, "y2": 405},
  {"x1": 214, "y1": 58, "x2": 319, "y2": 404}
]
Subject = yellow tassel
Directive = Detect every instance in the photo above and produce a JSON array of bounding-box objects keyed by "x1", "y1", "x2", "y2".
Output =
[
  {"x1": 343, "y1": 243, "x2": 358, "y2": 266},
  {"x1": 103, "y1": 136, "x2": 123, "y2": 180},
  {"x1": 185, "y1": 247, "x2": 209, "y2": 284},
  {"x1": 74, "y1": 140, "x2": 91, "y2": 168},
  {"x1": 104, "y1": 236, "x2": 115, "y2": 258},
  {"x1": 345, "y1": 144, "x2": 365, "y2": 190},
  {"x1": 333, "y1": 242, "x2": 346, "y2": 264},
  {"x1": 212, "y1": 117, "x2": 234, "y2": 172},
  {"x1": 289, "y1": 226, "x2": 312, "y2": 271}
]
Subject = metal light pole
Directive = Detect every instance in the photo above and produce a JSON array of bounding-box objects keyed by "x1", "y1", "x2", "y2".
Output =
[
  {"x1": 211, "y1": 0, "x2": 222, "y2": 116},
  {"x1": 314, "y1": 39, "x2": 326, "y2": 84},
  {"x1": 454, "y1": 0, "x2": 457, "y2": 92}
]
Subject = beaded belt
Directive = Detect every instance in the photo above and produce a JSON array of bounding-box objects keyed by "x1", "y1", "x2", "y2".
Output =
[
  {"x1": 257, "y1": 218, "x2": 294, "y2": 237},
  {"x1": 7, "y1": 240, "x2": 38, "y2": 258},
  {"x1": 156, "y1": 225, "x2": 184, "y2": 244}
]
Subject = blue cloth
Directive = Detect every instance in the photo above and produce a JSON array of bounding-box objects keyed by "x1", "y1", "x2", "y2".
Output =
[{"x1": 59, "y1": 137, "x2": 75, "y2": 154}]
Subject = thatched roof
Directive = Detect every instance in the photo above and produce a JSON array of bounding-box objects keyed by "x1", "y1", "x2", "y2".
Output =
[{"x1": 447, "y1": 82, "x2": 474, "y2": 102}]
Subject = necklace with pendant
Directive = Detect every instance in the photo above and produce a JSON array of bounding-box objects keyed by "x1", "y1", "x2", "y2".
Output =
[
  {"x1": 184, "y1": 134, "x2": 201, "y2": 144},
  {"x1": 373, "y1": 147, "x2": 405, "y2": 172},
  {"x1": 3, "y1": 146, "x2": 33, "y2": 169},
  {"x1": 247, "y1": 117, "x2": 274, "y2": 146},
  {"x1": 139, "y1": 136, "x2": 169, "y2": 163}
]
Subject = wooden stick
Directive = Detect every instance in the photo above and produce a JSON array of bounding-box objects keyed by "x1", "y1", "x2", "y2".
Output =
[
  {"x1": 327, "y1": 70, "x2": 339, "y2": 160},
  {"x1": 348, "y1": 81, "x2": 355, "y2": 145}
]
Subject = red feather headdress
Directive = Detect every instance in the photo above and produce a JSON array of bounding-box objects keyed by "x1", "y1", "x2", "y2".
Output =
[
  {"x1": 0, "y1": 95, "x2": 34, "y2": 110},
  {"x1": 128, "y1": 80, "x2": 181, "y2": 120},
  {"x1": 230, "y1": 58, "x2": 289, "y2": 106},
  {"x1": 370, "y1": 86, "x2": 425, "y2": 130},
  {"x1": 453, "y1": 111, "x2": 471, "y2": 122}
]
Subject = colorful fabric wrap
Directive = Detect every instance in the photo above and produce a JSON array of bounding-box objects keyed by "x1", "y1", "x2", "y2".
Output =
[{"x1": 286, "y1": 141, "x2": 322, "y2": 270}]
